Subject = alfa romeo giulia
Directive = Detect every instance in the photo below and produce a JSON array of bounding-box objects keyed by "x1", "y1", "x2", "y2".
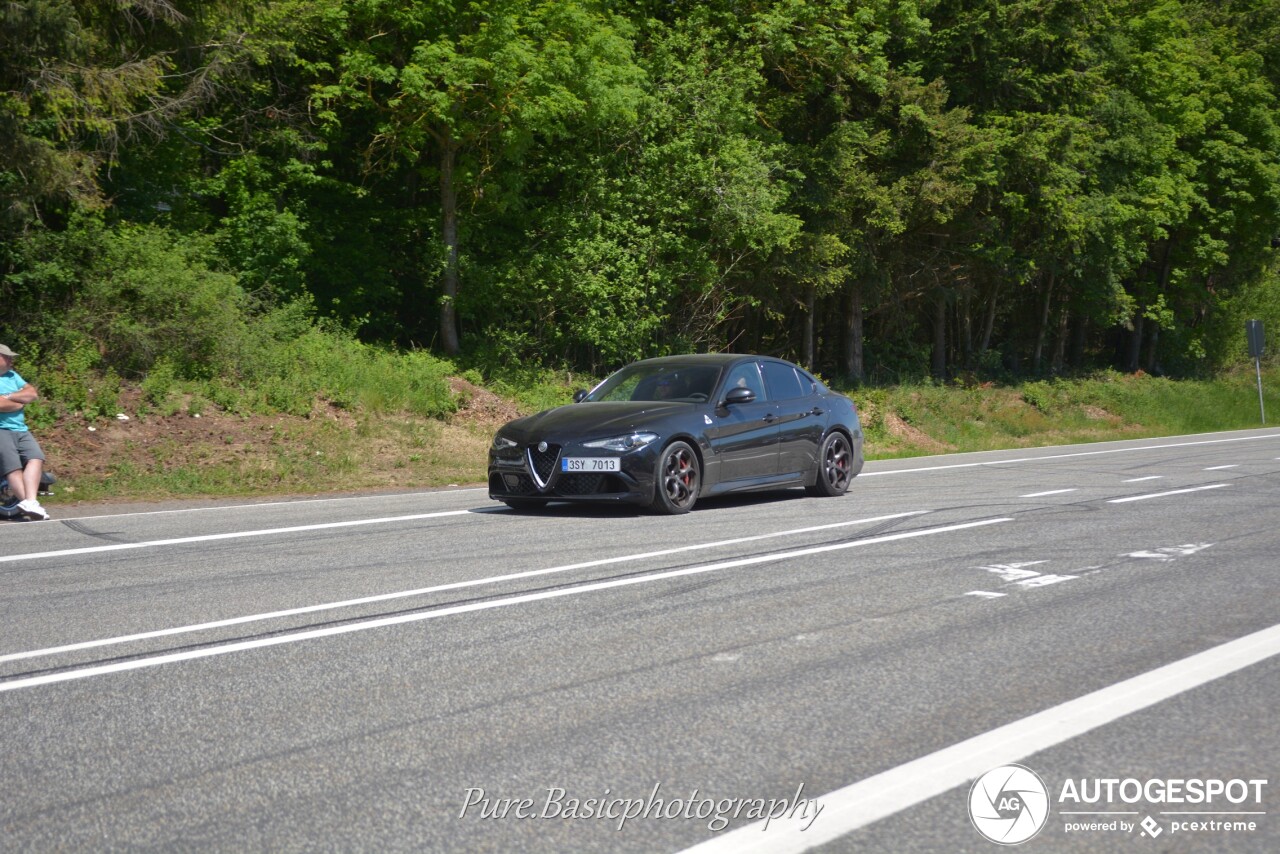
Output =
[{"x1": 488, "y1": 354, "x2": 864, "y2": 514}]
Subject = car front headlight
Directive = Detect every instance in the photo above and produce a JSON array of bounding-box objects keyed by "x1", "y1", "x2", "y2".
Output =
[
  {"x1": 583, "y1": 432, "x2": 659, "y2": 452},
  {"x1": 492, "y1": 434, "x2": 518, "y2": 450}
]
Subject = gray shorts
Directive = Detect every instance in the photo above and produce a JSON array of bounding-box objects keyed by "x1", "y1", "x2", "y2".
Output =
[{"x1": 0, "y1": 430, "x2": 44, "y2": 475}]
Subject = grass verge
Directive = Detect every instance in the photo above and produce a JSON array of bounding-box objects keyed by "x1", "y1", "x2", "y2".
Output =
[{"x1": 851, "y1": 367, "x2": 1278, "y2": 458}]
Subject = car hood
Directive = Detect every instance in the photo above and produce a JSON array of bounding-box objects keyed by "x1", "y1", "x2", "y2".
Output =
[{"x1": 503, "y1": 401, "x2": 690, "y2": 441}]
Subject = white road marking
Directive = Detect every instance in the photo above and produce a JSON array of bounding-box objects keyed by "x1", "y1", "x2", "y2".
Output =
[
  {"x1": 0, "y1": 509, "x2": 478, "y2": 565},
  {"x1": 861, "y1": 432, "x2": 1280, "y2": 477},
  {"x1": 965, "y1": 591, "x2": 1005, "y2": 599},
  {"x1": 0, "y1": 518, "x2": 1009, "y2": 692},
  {"x1": 0, "y1": 512, "x2": 926, "y2": 665},
  {"x1": 1126, "y1": 544, "x2": 1213, "y2": 561},
  {"x1": 973, "y1": 562, "x2": 1074, "y2": 590},
  {"x1": 1123, "y1": 476, "x2": 1163, "y2": 483},
  {"x1": 1205, "y1": 465, "x2": 1239, "y2": 470},
  {"x1": 48, "y1": 488, "x2": 488, "y2": 522},
  {"x1": 676, "y1": 623, "x2": 1280, "y2": 854},
  {"x1": 980, "y1": 563, "x2": 1045, "y2": 582},
  {"x1": 1015, "y1": 574, "x2": 1077, "y2": 588},
  {"x1": 1019, "y1": 489, "x2": 1077, "y2": 498},
  {"x1": 1108, "y1": 484, "x2": 1230, "y2": 503}
]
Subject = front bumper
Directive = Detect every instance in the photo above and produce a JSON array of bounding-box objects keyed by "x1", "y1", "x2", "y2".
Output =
[{"x1": 488, "y1": 442, "x2": 658, "y2": 505}]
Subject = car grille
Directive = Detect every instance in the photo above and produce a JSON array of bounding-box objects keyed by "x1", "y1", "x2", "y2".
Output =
[
  {"x1": 555, "y1": 474, "x2": 603, "y2": 495},
  {"x1": 555, "y1": 474, "x2": 626, "y2": 496},
  {"x1": 527, "y1": 444, "x2": 561, "y2": 487}
]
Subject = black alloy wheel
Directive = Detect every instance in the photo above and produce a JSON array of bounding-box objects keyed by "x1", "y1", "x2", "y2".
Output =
[
  {"x1": 652, "y1": 441, "x2": 700, "y2": 514},
  {"x1": 806, "y1": 432, "x2": 852, "y2": 497}
]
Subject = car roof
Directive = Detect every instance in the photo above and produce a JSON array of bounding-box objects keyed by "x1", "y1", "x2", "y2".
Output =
[{"x1": 629, "y1": 353, "x2": 783, "y2": 369}]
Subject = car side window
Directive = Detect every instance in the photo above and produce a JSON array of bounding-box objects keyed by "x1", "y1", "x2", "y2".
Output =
[
  {"x1": 797, "y1": 369, "x2": 824, "y2": 394},
  {"x1": 723, "y1": 362, "x2": 767, "y2": 401},
  {"x1": 761, "y1": 362, "x2": 805, "y2": 400}
]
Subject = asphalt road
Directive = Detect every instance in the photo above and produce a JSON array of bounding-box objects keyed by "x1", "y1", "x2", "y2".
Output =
[{"x1": 1, "y1": 428, "x2": 1277, "y2": 852}]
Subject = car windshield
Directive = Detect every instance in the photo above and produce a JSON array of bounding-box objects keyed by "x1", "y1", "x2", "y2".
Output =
[{"x1": 585, "y1": 363, "x2": 722, "y2": 403}]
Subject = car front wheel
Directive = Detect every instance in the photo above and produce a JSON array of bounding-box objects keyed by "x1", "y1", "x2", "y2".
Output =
[
  {"x1": 806, "y1": 431, "x2": 852, "y2": 497},
  {"x1": 652, "y1": 441, "x2": 699, "y2": 514}
]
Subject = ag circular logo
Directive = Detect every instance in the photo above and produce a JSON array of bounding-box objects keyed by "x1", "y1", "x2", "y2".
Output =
[{"x1": 969, "y1": 764, "x2": 1050, "y2": 845}]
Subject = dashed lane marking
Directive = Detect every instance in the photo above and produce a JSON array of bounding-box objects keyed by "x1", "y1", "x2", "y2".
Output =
[
  {"x1": 0, "y1": 512, "x2": 926, "y2": 665},
  {"x1": 1108, "y1": 484, "x2": 1230, "y2": 503},
  {"x1": 0, "y1": 517, "x2": 1009, "y2": 692}
]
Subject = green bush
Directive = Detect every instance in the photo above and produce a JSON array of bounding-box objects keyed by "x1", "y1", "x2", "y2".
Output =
[
  {"x1": 230, "y1": 324, "x2": 458, "y2": 419},
  {"x1": 30, "y1": 334, "x2": 121, "y2": 420},
  {"x1": 1021, "y1": 381, "x2": 1055, "y2": 413},
  {"x1": 141, "y1": 359, "x2": 179, "y2": 408},
  {"x1": 65, "y1": 224, "x2": 248, "y2": 380},
  {"x1": 488, "y1": 367, "x2": 586, "y2": 414}
]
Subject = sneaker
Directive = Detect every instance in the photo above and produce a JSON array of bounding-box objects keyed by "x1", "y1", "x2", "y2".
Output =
[{"x1": 18, "y1": 499, "x2": 49, "y2": 521}]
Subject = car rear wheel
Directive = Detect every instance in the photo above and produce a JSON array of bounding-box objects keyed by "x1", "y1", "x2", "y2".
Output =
[
  {"x1": 652, "y1": 441, "x2": 699, "y2": 514},
  {"x1": 806, "y1": 432, "x2": 852, "y2": 497}
]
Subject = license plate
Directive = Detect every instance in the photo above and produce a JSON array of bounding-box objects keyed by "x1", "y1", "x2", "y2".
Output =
[{"x1": 561, "y1": 457, "x2": 619, "y2": 472}]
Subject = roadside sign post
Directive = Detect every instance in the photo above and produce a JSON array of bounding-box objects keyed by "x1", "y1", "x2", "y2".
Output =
[{"x1": 1246, "y1": 320, "x2": 1265, "y2": 424}]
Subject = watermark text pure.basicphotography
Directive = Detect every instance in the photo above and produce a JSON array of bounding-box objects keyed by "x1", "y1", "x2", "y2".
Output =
[{"x1": 458, "y1": 783, "x2": 824, "y2": 833}]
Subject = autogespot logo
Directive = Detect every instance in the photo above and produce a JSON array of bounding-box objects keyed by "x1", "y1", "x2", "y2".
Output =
[{"x1": 969, "y1": 764, "x2": 1051, "y2": 845}]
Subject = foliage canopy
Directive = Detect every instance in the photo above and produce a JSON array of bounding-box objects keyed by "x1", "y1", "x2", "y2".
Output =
[{"x1": 2, "y1": 0, "x2": 1278, "y2": 392}]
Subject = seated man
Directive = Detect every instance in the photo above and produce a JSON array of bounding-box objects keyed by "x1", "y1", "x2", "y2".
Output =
[{"x1": 0, "y1": 344, "x2": 50, "y2": 520}]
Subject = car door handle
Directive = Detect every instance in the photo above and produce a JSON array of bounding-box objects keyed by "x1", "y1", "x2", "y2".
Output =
[
  {"x1": 810, "y1": 407, "x2": 823, "y2": 416},
  {"x1": 762, "y1": 413, "x2": 776, "y2": 423}
]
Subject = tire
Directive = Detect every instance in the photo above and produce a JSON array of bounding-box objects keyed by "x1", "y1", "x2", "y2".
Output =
[
  {"x1": 651, "y1": 441, "x2": 700, "y2": 514},
  {"x1": 502, "y1": 498, "x2": 548, "y2": 511},
  {"x1": 806, "y1": 431, "x2": 853, "y2": 497}
]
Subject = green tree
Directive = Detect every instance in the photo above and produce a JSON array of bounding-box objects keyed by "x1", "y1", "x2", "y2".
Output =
[
  {"x1": 1098, "y1": 0, "x2": 1280, "y2": 372},
  {"x1": 460, "y1": 9, "x2": 801, "y2": 371},
  {"x1": 747, "y1": 0, "x2": 993, "y2": 379},
  {"x1": 0, "y1": 0, "x2": 256, "y2": 233},
  {"x1": 317, "y1": 0, "x2": 644, "y2": 355}
]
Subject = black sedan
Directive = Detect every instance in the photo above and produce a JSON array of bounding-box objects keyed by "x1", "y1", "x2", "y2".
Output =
[{"x1": 488, "y1": 354, "x2": 864, "y2": 514}]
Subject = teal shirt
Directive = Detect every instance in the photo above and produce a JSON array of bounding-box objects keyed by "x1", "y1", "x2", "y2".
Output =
[{"x1": 0, "y1": 370, "x2": 29, "y2": 431}]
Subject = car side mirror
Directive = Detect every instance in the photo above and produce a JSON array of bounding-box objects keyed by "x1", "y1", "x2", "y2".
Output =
[
  {"x1": 723, "y1": 387, "x2": 755, "y2": 406},
  {"x1": 573, "y1": 389, "x2": 589, "y2": 403}
]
